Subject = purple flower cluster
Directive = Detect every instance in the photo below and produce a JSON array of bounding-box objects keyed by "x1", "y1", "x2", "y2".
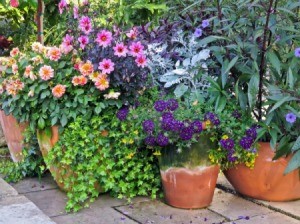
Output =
[
  {"x1": 220, "y1": 138, "x2": 235, "y2": 151},
  {"x1": 227, "y1": 151, "x2": 237, "y2": 162},
  {"x1": 142, "y1": 120, "x2": 155, "y2": 133},
  {"x1": 143, "y1": 99, "x2": 204, "y2": 147},
  {"x1": 204, "y1": 112, "x2": 220, "y2": 126},
  {"x1": 116, "y1": 106, "x2": 129, "y2": 121},
  {"x1": 239, "y1": 125, "x2": 259, "y2": 150},
  {"x1": 232, "y1": 110, "x2": 241, "y2": 119},
  {"x1": 154, "y1": 99, "x2": 178, "y2": 112}
]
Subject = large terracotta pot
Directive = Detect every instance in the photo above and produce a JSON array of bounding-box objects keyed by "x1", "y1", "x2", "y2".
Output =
[
  {"x1": 159, "y1": 135, "x2": 219, "y2": 209},
  {"x1": 36, "y1": 126, "x2": 104, "y2": 193},
  {"x1": 224, "y1": 142, "x2": 300, "y2": 201},
  {"x1": 0, "y1": 111, "x2": 27, "y2": 162}
]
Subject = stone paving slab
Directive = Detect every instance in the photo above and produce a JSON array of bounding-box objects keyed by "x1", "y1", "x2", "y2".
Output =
[
  {"x1": 0, "y1": 178, "x2": 18, "y2": 198},
  {"x1": 52, "y1": 207, "x2": 137, "y2": 224},
  {"x1": 217, "y1": 173, "x2": 300, "y2": 220},
  {"x1": 209, "y1": 189, "x2": 273, "y2": 221},
  {"x1": 0, "y1": 195, "x2": 56, "y2": 224},
  {"x1": 24, "y1": 188, "x2": 69, "y2": 217},
  {"x1": 11, "y1": 172, "x2": 58, "y2": 194},
  {"x1": 224, "y1": 212, "x2": 300, "y2": 224},
  {"x1": 115, "y1": 200, "x2": 226, "y2": 224}
]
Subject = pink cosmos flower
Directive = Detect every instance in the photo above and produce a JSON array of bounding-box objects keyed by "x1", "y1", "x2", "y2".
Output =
[
  {"x1": 72, "y1": 75, "x2": 88, "y2": 86},
  {"x1": 135, "y1": 54, "x2": 147, "y2": 68},
  {"x1": 58, "y1": 0, "x2": 67, "y2": 14},
  {"x1": 24, "y1": 65, "x2": 33, "y2": 78},
  {"x1": 10, "y1": 0, "x2": 19, "y2": 8},
  {"x1": 113, "y1": 43, "x2": 128, "y2": 57},
  {"x1": 31, "y1": 42, "x2": 44, "y2": 53},
  {"x1": 12, "y1": 64, "x2": 18, "y2": 74},
  {"x1": 95, "y1": 30, "x2": 112, "y2": 48},
  {"x1": 79, "y1": 16, "x2": 92, "y2": 34},
  {"x1": 94, "y1": 74, "x2": 109, "y2": 91},
  {"x1": 52, "y1": 84, "x2": 66, "y2": 98},
  {"x1": 10, "y1": 47, "x2": 19, "y2": 57},
  {"x1": 39, "y1": 65, "x2": 54, "y2": 81},
  {"x1": 47, "y1": 47, "x2": 61, "y2": 61},
  {"x1": 59, "y1": 43, "x2": 73, "y2": 54},
  {"x1": 129, "y1": 41, "x2": 144, "y2": 57},
  {"x1": 98, "y1": 59, "x2": 115, "y2": 74},
  {"x1": 73, "y1": 6, "x2": 79, "y2": 19},
  {"x1": 63, "y1": 34, "x2": 74, "y2": 46},
  {"x1": 79, "y1": 60, "x2": 94, "y2": 76},
  {"x1": 78, "y1": 35, "x2": 89, "y2": 49},
  {"x1": 126, "y1": 27, "x2": 138, "y2": 39}
]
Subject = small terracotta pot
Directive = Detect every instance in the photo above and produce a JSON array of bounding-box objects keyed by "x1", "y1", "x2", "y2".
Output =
[
  {"x1": 224, "y1": 142, "x2": 300, "y2": 201},
  {"x1": 0, "y1": 111, "x2": 27, "y2": 162},
  {"x1": 37, "y1": 126, "x2": 104, "y2": 193},
  {"x1": 161, "y1": 165, "x2": 219, "y2": 209}
]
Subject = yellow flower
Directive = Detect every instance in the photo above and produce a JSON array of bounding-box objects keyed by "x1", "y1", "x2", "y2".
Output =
[
  {"x1": 222, "y1": 135, "x2": 229, "y2": 140},
  {"x1": 129, "y1": 139, "x2": 134, "y2": 144},
  {"x1": 217, "y1": 148, "x2": 221, "y2": 151},
  {"x1": 126, "y1": 152, "x2": 135, "y2": 159},
  {"x1": 122, "y1": 138, "x2": 127, "y2": 144},
  {"x1": 153, "y1": 151, "x2": 161, "y2": 156},
  {"x1": 205, "y1": 120, "x2": 211, "y2": 126},
  {"x1": 133, "y1": 130, "x2": 139, "y2": 135}
]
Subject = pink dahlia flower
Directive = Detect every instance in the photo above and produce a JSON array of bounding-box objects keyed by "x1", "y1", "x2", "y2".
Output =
[
  {"x1": 52, "y1": 84, "x2": 66, "y2": 98},
  {"x1": 98, "y1": 59, "x2": 115, "y2": 74},
  {"x1": 129, "y1": 41, "x2": 144, "y2": 57},
  {"x1": 39, "y1": 65, "x2": 54, "y2": 81},
  {"x1": 95, "y1": 30, "x2": 112, "y2": 48},
  {"x1": 113, "y1": 43, "x2": 128, "y2": 57}
]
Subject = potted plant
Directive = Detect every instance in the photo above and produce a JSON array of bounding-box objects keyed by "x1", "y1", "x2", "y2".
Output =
[
  {"x1": 139, "y1": 97, "x2": 220, "y2": 209},
  {"x1": 185, "y1": 0, "x2": 300, "y2": 200}
]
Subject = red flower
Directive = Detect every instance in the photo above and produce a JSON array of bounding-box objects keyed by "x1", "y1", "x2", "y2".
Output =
[{"x1": 10, "y1": 0, "x2": 19, "y2": 8}]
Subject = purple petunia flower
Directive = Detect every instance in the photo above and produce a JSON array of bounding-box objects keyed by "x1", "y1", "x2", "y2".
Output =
[
  {"x1": 116, "y1": 106, "x2": 129, "y2": 121},
  {"x1": 286, "y1": 112, "x2": 297, "y2": 124},
  {"x1": 154, "y1": 100, "x2": 167, "y2": 112},
  {"x1": 201, "y1": 19, "x2": 209, "y2": 28},
  {"x1": 194, "y1": 28, "x2": 203, "y2": 38},
  {"x1": 294, "y1": 47, "x2": 300, "y2": 58},
  {"x1": 162, "y1": 112, "x2": 174, "y2": 120},
  {"x1": 227, "y1": 152, "x2": 238, "y2": 162},
  {"x1": 167, "y1": 99, "x2": 179, "y2": 111},
  {"x1": 170, "y1": 120, "x2": 184, "y2": 132},
  {"x1": 156, "y1": 133, "x2": 169, "y2": 146},
  {"x1": 239, "y1": 136, "x2": 254, "y2": 150},
  {"x1": 142, "y1": 119, "x2": 155, "y2": 133}
]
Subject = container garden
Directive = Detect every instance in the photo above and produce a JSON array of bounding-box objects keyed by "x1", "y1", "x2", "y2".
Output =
[
  {"x1": 224, "y1": 142, "x2": 300, "y2": 201},
  {"x1": 159, "y1": 135, "x2": 219, "y2": 209},
  {"x1": 36, "y1": 126, "x2": 104, "y2": 193},
  {"x1": 0, "y1": 110, "x2": 27, "y2": 162}
]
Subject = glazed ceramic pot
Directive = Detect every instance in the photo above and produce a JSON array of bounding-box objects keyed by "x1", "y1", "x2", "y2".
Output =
[
  {"x1": 224, "y1": 142, "x2": 300, "y2": 201},
  {"x1": 36, "y1": 126, "x2": 104, "y2": 193},
  {"x1": 159, "y1": 135, "x2": 219, "y2": 209},
  {"x1": 0, "y1": 111, "x2": 27, "y2": 162}
]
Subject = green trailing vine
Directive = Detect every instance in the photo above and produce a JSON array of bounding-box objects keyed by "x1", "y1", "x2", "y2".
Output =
[
  {"x1": 0, "y1": 128, "x2": 45, "y2": 182},
  {"x1": 46, "y1": 105, "x2": 161, "y2": 212}
]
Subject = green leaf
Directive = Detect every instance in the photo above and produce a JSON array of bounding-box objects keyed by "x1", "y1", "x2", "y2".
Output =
[
  {"x1": 268, "y1": 96, "x2": 297, "y2": 113},
  {"x1": 221, "y1": 56, "x2": 238, "y2": 88},
  {"x1": 94, "y1": 106, "x2": 102, "y2": 114},
  {"x1": 269, "y1": 128, "x2": 277, "y2": 150},
  {"x1": 292, "y1": 136, "x2": 300, "y2": 152},
  {"x1": 174, "y1": 84, "x2": 188, "y2": 98},
  {"x1": 247, "y1": 74, "x2": 259, "y2": 109},
  {"x1": 267, "y1": 51, "x2": 281, "y2": 75},
  {"x1": 61, "y1": 114, "x2": 68, "y2": 127},
  {"x1": 38, "y1": 117, "x2": 45, "y2": 129},
  {"x1": 198, "y1": 36, "x2": 229, "y2": 47},
  {"x1": 51, "y1": 116, "x2": 58, "y2": 126},
  {"x1": 40, "y1": 90, "x2": 50, "y2": 99},
  {"x1": 284, "y1": 150, "x2": 300, "y2": 174}
]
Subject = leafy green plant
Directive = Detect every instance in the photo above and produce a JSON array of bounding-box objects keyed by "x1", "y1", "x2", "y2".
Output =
[
  {"x1": 0, "y1": 127, "x2": 45, "y2": 182},
  {"x1": 46, "y1": 105, "x2": 160, "y2": 212}
]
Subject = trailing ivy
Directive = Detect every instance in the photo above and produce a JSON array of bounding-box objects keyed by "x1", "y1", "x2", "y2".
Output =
[{"x1": 46, "y1": 106, "x2": 161, "y2": 212}]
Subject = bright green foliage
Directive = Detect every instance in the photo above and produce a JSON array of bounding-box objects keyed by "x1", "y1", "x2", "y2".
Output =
[
  {"x1": 0, "y1": 128, "x2": 45, "y2": 182},
  {"x1": 46, "y1": 107, "x2": 160, "y2": 212}
]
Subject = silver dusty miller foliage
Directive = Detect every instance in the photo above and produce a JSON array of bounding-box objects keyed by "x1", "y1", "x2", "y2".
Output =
[{"x1": 147, "y1": 30, "x2": 213, "y2": 98}]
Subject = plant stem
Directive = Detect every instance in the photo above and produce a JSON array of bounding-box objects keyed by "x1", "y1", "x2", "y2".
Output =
[{"x1": 257, "y1": 0, "x2": 274, "y2": 121}]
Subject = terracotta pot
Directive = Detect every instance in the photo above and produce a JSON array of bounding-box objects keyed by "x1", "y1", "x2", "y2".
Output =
[
  {"x1": 161, "y1": 165, "x2": 219, "y2": 209},
  {"x1": 0, "y1": 111, "x2": 27, "y2": 162},
  {"x1": 224, "y1": 142, "x2": 300, "y2": 201},
  {"x1": 36, "y1": 126, "x2": 104, "y2": 193},
  {"x1": 159, "y1": 135, "x2": 219, "y2": 209}
]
